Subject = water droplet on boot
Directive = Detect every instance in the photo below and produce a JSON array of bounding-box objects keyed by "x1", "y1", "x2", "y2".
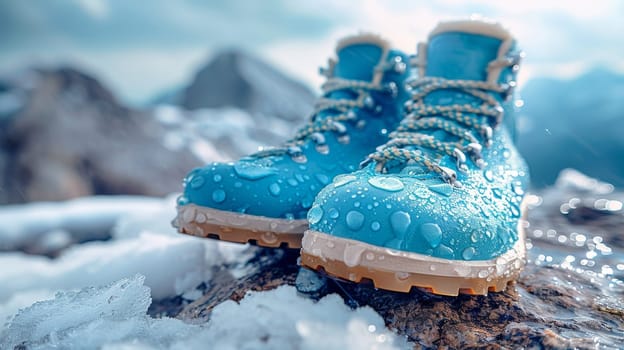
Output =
[
  {"x1": 287, "y1": 178, "x2": 298, "y2": 186},
  {"x1": 212, "y1": 189, "x2": 226, "y2": 203},
  {"x1": 262, "y1": 232, "x2": 277, "y2": 244},
  {"x1": 213, "y1": 174, "x2": 222, "y2": 183},
  {"x1": 346, "y1": 210, "x2": 365, "y2": 230},
  {"x1": 390, "y1": 211, "x2": 411, "y2": 236},
  {"x1": 315, "y1": 174, "x2": 330, "y2": 185},
  {"x1": 308, "y1": 206, "x2": 323, "y2": 225},
  {"x1": 413, "y1": 187, "x2": 431, "y2": 198},
  {"x1": 371, "y1": 221, "x2": 381, "y2": 231},
  {"x1": 510, "y1": 203, "x2": 521, "y2": 218},
  {"x1": 190, "y1": 175, "x2": 205, "y2": 189},
  {"x1": 234, "y1": 163, "x2": 276, "y2": 180},
  {"x1": 428, "y1": 183, "x2": 452, "y2": 197},
  {"x1": 368, "y1": 177, "x2": 404, "y2": 192},
  {"x1": 420, "y1": 223, "x2": 442, "y2": 248},
  {"x1": 365, "y1": 252, "x2": 375, "y2": 261},
  {"x1": 333, "y1": 174, "x2": 357, "y2": 188},
  {"x1": 462, "y1": 247, "x2": 476, "y2": 260},
  {"x1": 343, "y1": 244, "x2": 366, "y2": 267},
  {"x1": 395, "y1": 272, "x2": 410, "y2": 281},
  {"x1": 484, "y1": 170, "x2": 494, "y2": 182},
  {"x1": 301, "y1": 198, "x2": 313, "y2": 209},
  {"x1": 492, "y1": 188, "x2": 503, "y2": 198},
  {"x1": 454, "y1": 265, "x2": 471, "y2": 277},
  {"x1": 269, "y1": 183, "x2": 281, "y2": 196},
  {"x1": 328, "y1": 208, "x2": 340, "y2": 219}
]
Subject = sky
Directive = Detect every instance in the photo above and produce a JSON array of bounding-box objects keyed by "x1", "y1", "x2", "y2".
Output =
[{"x1": 1, "y1": 0, "x2": 623, "y2": 105}]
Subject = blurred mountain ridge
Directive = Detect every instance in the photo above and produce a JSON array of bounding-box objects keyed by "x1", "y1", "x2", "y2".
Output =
[
  {"x1": 1, "y1": 50, "x2": 622, "y2": 204},
  {"x1": 517, "y1": 67, "x2": 624, "y2": 187},
  {"x1": 0, "y1": 50, "x2": 316, "y2": 204}
]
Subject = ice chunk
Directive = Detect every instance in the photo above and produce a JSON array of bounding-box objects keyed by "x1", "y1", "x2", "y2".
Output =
[
  {"x1": 173, "y1": 286, "x2": 410, "y2": 350},
  {"x1": 0, "y1": 275, "x2": 199, "y2": 350},
  {"x1": 1, "y1": 280, "x2": 408, "y2": 350}
]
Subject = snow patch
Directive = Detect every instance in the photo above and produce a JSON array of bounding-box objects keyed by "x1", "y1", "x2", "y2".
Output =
[
  {"x1": 0, "y1": 275, "x2": 199, "y2": 350},
  {"x1": 1, "y1": 276, "x2": 409, "y2": 350},
  {"x1": 179, "y1": 285, "x2": 410, "y2": 350}
]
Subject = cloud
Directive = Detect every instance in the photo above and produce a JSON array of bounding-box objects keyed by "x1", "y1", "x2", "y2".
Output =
[
  {"x1": 0, "y1": 0, "x2": 344, "y2": 51},
  {"x1": 1, "y1": 0, "x2": 622, "y2": 104}
]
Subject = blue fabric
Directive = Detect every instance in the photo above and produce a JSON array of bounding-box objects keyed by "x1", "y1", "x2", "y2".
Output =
[
  {"x1": 426, "y1": 32, "x2": 501, "y2": 81},
  {"x1": 334, "y1": 43, "x2": 384, "y2": 81},
  {"x1": 308, "y1": 31, "x2": 530, "y2": 261}
]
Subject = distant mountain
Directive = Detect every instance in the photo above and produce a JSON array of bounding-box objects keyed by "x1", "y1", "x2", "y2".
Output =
[
  {"x1": 517, "y1": 68, "x2": 624, "y2": 187},
  {"x1": 0, "y1": 55, "x2": 316, "y2": 204},
  {"x1": 151, "y1": 49, "x2": 315, "y2": 124},
  {"x1": 0, "y1": 67, "x2": 202, "y2": 204}
]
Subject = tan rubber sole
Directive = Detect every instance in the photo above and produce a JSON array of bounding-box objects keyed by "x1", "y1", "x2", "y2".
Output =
[
  {"x1": 301, "y1": 208, "x2": 527, "y2": 296},
  {"x1": 174, "y1": 204, "x2": 306, "y2": 249}
]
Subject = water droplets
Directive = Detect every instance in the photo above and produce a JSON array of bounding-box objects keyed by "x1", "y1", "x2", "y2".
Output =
[
  {"x1": 190, "y1": 175, "x2": 205, "y2": 189},
  {"x1": 213, "y1": 174, "x2": 222, "y2": 183},
  {"x1": 390, "y1": 211, "x2": 411, "y2": 236},
  {"x1": 368, "y1": 177, "x2": 404, "y2": 192},
  {"x1": 287, "y1": 178, "x2": 299, "y2": 186},
  {"x1": 428, "y1": 183, "x2": 453, "y2": 197},
  {"x1": 484, "y1": 169, "x2": 494, "y2": 182},
  {"x1": 454, "y1": 265, "x2": 471, "y2": 277},
  {"x1": 462, "y1": 247, "x2": 476, "y2": 260},
  {"x1": 395, "y1": 272, "x2": 410, "y2": 281},
  {"x1": 371, "y1": 221, "x2": 381, "y2": 231},
  {"x1": 269, "y1": 183, "x2": 281, "y2": 196},
  {"x1": 343, "y1": 244, "x2": 366, "y2": 267},
  {"x1": 212, "y1": 189, "x2": 226, "y2": 203},
  {"x1": 234, "y1": 163, "x2": 276, "y2": 180},
  {"x1": 346, "y1": 210, "x2": 365, "y2": 230},
  {"x1": 308, "y1": 206, "x2": 323, "y2": 225},
  {"x1": 333, "y1": 174, "x2": 357, "y2": 188},
  {"x1": 315, "y1": 174, "x2": 330, "y2": 185},
  {"x1": 420, "y1": 223, "x2": 442, "y2": 248},
  {"x1": 328, "y1": 208, "x2": 340, "y2": 219},
  {"x1": 413, "y1": 187, "x2": 431, "y2": 199},
  {"x1": 262, "y1": 232, "x2": 277, "y2": 244}
]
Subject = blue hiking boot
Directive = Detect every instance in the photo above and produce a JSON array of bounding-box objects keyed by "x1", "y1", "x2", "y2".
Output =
[
  {"x1": 301, "y1": 20, "x2": 530, "y2": 295},
  {"x1": 174, "y1": 34, "x2": 411, "y2": 248}
]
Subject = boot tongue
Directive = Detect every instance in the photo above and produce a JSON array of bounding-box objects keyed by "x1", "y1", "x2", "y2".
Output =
[
  {"x1": 333, "y1": 34, "x2": 388, "y2": 81},
  {"x1": 425, "y1": 20, "x2": 509, "y2": 81},
  {"x1": 316, "y1": 34, "x2": 389, "y2": 120},
  {"x1": 387, "y1": 21, "x2": 511, "y2": 175}
]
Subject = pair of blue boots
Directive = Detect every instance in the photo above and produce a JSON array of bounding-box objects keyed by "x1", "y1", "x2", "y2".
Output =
[{"x1": 174, "y1": 19, "x2": 529, "y2": 296}]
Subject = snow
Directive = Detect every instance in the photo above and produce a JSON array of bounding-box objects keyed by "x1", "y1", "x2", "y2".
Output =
[
  {"x1": 0, "y1": 194, "x2": 408, "y2": 349},
  {"x1": 153, "y1": 105, "x2": 297, "y2": 162},
  {"x1": 0, "y1": 195, "x2": 253, "y2": 303},
  {"x1": 0, "y1": 196, "x2": 165, "y2": 250},
  {"x1": 1, "y1": 276, "x2": 409, "y2": 350}
]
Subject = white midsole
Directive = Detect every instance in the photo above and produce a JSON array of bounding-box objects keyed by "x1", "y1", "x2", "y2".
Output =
[
  {"x1": 302, "y1": 226, "x2": 526, "y2": 280},
  {"x1": 176, "y1": 204, "x2": 308, "y2": 234}
]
